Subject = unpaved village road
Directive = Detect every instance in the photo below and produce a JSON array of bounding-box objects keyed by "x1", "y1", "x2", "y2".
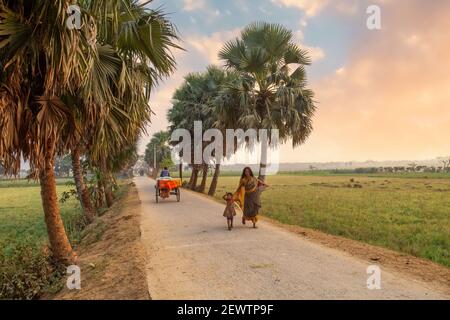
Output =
[{"x1": 135, "y1": 177, "x2": 448, "y2": 300}]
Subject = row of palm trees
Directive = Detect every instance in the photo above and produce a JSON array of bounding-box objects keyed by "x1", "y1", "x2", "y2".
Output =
[
  {"x1": 0, "y1": 0, "x2": 180, "y2": 265},
  {"x1": 147, "y1": 22, "x2": 317, "y2": 196}
]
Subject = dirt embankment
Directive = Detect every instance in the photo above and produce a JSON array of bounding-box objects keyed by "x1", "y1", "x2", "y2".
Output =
[{"x1": 49, "y1": 183, "x2": 150, "y2": 300}]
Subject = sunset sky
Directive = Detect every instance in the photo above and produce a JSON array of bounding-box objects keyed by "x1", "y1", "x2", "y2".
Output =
[{"x1": 139, "y1": 0, "x2": 450, "y2": 163}]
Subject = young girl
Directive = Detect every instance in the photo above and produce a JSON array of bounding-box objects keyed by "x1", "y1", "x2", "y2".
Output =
[{"x1": 222, "y1": 192, "x2": 239, "y2": 230}]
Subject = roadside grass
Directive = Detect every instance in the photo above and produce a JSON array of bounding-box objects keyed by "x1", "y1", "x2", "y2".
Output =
[
  {"x1": 0, "y1": 178, "x2": 129, "y2": 299},
  {"x1": 209, "y1": 174, "x2": 450, "y2": 267},
  {"x1": 0, "y1": 178, "x2": 73, "y2": 188},
  {"x1": 0, "y1": 179, "x2": 86, "y2": 299}
]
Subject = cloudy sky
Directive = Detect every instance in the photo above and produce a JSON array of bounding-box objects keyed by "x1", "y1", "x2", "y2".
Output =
[{"x1": 139, "y1": 0, "x2": 450, "y2": 163}]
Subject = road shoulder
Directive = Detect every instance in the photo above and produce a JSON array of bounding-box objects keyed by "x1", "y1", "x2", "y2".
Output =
[{"x1": 49, "y1": 182, "x2": 150, "y2": 300}]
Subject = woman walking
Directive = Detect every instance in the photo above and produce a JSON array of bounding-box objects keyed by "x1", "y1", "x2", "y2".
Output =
[{"x1": 234, "y1": 167, "x2": 269, "y2": 228}]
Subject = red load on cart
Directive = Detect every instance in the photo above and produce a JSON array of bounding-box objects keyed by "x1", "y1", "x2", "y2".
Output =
[{"x1": 155, "y1": 177, "x2": 181, "y2": 203}]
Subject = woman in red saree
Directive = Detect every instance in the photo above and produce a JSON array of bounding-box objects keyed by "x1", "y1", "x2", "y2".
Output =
[{"x1": 234, "y1": 167, "x2": 269, "y2": 228}]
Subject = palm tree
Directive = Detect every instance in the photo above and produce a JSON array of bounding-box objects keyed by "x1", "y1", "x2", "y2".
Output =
[
  {"x1": 219, "y1": 22, "x2": 317, "y2": 181},
  {"x1": 80, "y1": 1, "x2": 180, "y2": 207},
  {"x1": 168, "y1": 72, "x2": 208, "y2": 189},
  {"x1": 168, "y1": 66, "x2": 238, "y2": 194},
  {"x1": 145, "y1": 131, "x2": 172, "y2": 178},
  {"x1": 0, "y1": 0, "x2": 97, "y2": 264},
  {"x1": 111, "y1": 143, "x2": 139, "y2": 178},
  {"x1": 0, "y1": 0, "x2": 179, "y2": 264}
]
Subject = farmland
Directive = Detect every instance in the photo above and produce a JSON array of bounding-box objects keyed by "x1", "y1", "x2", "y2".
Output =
[
  {"x1": 0, "y1": 179, "x2": 84, "y2": 251},
  {"x1": 209, "y1": 173, "x2": 450, "y2": 267}
]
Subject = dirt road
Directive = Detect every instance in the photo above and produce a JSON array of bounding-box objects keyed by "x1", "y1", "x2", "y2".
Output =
[{"x1": 135, "y1": 177, "x2": 448, "y2": 300}]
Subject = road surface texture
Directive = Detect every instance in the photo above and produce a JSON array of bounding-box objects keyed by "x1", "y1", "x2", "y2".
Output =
[{"x1": 135, "y1": 177, "x2": 448, "y2": 300}]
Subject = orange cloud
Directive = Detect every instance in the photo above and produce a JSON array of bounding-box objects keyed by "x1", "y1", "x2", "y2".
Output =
[{"x1": 291, "y1": 0, "x2": 450, "y2": 162}]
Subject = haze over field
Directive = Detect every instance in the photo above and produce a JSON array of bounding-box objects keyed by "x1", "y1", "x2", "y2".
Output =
[{"x1": 140, "y1": 0, "x2": 450, "y2": 162}]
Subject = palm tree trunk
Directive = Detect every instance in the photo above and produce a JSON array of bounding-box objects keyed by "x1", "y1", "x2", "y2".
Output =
[
  {"x1": 188, "y1": 167, "x2": 194, "y2": 186},
  {"x1": 110, "y1": 174, "x2": 117, "y2": 199},
  {"x1": 199, "y1": 164, "x2": 208, "y2": 193},
  {"x1": 208, "y1": 164, "x2": 220, "y2": 196},
  {"x1": 71, "y1": 146, "x2": 95, "y2": 223},
  {"x1": 259, "y1": 142, "x2": 268, "y2": 182},
  {"x1": 100, "y1": 158, "x2": 114, "y2": 208},
  {"x1": 39, "y1": 143, "x2": 77, "y2": 265},
  {"x1": 104, "y1": 179, "x2": 114, "y2": 207},
  {"x1": 190, "y1": 165, "x2": 200, "y2": 190},
  {"x1": 104, "y1": 183, "x2": 114, "y2": 207},
  {"x1": 97, "y1": 179, "x2": 105, "y2": 208}
]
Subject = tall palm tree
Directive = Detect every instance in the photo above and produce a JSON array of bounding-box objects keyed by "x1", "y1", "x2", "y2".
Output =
[
  {"x1": 85, "y1": 1, "x2": 180, "y2": 207},
  {"x1": 219, "y1": 22, "x2": 317, "y2": 181},
  {"x1": 168, "y1": 72, "x2": 208, "y2": 190},
  {"x1": 0, "y1": 0, "x2": 179, "y2": 264},
  {"x1": 145, "y1": 131, "x2": 172, "y2": 178},
  {"x1": 167, "y1": 66, "x2": 238, "y2": 194},
  {"x1": 0, "y1": 0, "x2": 97, "y2": 264}
]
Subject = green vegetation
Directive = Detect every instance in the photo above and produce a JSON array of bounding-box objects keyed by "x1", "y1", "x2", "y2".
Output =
[
  {"x1": 210, "y1": 174, "x2": 450, "y2": 267},
  {"x1": 0, "y1": 178, "x2": 132, "y2": 299},
  {"x1": 0, "y1": 182, "x2": 84, "y2": 247},
  {"x1": 0, "y1": 178, "x2": 73, "y2": 188},
  {"x1": 1, "y1": 0, "x2": 179, "y2": 265},
  {"x1": 0, "y1": 179, "x2": 86, "y2": 299}
]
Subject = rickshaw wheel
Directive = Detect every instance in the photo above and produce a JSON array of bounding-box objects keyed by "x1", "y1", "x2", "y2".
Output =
[
  {"x1": 155, "y1": 188, "x2": 159, "y2": 203},
  {"x1": 176, "y1": 188, "x2": 181, "y2": 202}
]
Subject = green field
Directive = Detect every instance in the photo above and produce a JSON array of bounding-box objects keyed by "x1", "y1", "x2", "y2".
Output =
[
  {"x1": 0, "y1": 179, "x2": 84, "y2": 250},
  {"x1": 1, "y1": 173, "x2": 449, "y2": 269},
  {"x1": 209, "y1": 174, "x2": 450, "y2": 267},
  {"x1": 0, "y1": 178, "x2": 133, "y2": 298}
]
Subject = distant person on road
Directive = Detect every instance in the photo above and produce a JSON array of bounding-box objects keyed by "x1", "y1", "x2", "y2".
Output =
[
  {"x1": 233, "y1": 167, "x2": 269, "y2": 228},
  {"x1": 222, "y1": 192, "x2": 241, "y2": 231},
  {"x1": 160, "y1": 167, "x2": 171, "y2": 178}
]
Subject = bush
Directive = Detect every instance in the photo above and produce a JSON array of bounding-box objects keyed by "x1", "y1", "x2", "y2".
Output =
[{"x1": 0, "y1": 240, "x2": 64, "y2": 299}]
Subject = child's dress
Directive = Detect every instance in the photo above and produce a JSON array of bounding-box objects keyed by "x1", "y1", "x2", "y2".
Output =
[{"x1": 223, "y1": 201, "x2": 239, "y2": 218}]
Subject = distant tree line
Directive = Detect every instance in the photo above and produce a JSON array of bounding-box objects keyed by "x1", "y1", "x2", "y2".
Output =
[{"x1": 328, "y1": 161, "x2": 450, "y2": 174}]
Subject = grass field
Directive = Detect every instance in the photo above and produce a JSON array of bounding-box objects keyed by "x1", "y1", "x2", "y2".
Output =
[
  {"x1": 1, "y1": 173, "x2": 449, "y2": 269},
  {"x1": 208, "y1": 174, "x2": 450, "y2": 267},
  {"x1": 0, "y1": 178, "x2": 131, "y2": 299},
  {"x1": 0, "y1": 179, "x2": 84, "y2": 251}
]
